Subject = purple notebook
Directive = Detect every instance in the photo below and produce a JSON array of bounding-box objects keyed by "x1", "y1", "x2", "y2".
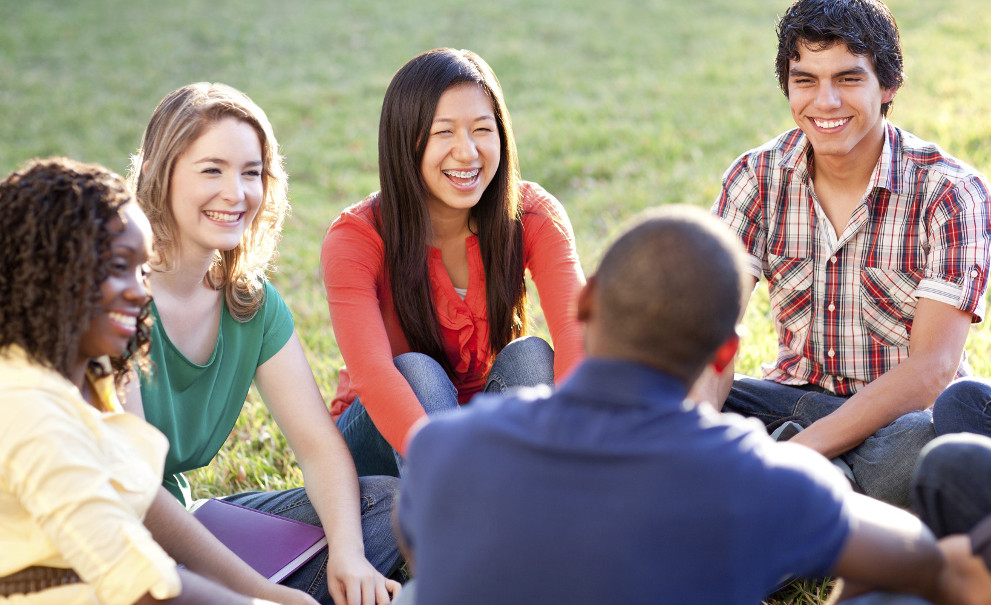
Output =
[{"x1": 192, "y1": 498, "x2": 328, "y2": 583}]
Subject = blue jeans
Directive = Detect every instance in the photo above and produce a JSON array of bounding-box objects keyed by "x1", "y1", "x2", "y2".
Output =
[
  {"x1": 724, "y1": 376, "x2": 935, "y2": 507},
  {"x1": 223, "y1": 475, "x2": 402, "y2": 604},
  {"x1": 337, "y1": 336, "x2": 555, "y2": 478},
  {"x1": 931, "y1": 377, "x2": 991, "y2": 437}
]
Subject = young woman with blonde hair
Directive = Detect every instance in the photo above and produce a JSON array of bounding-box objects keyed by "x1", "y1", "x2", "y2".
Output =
[{"x1": 124, "y1": 83, "x2": 401, "y2": 605}]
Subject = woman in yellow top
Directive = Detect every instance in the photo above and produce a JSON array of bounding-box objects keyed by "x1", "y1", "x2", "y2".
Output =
[{"x1": 0, "y1": 157, "x2": 314, "y2": 604}]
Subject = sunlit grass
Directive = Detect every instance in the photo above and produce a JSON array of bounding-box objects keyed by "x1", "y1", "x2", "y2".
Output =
[{"x1": 2, "y1": 1, "x2": 989, "y2": 603}]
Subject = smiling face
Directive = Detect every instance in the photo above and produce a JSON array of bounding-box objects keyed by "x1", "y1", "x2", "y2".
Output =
[
  {"x1": 420, "y1": 84, "x2": 501, "y2": 220},
  {"x1": 169, "y1": 116, "x2": 264, "y2": 259},
  {"x1": 77, "y1": 202, "x2": 153, "y2": 365},
  {"x1": 787, "y1": 42, "x2": 896, "y2": 168}
]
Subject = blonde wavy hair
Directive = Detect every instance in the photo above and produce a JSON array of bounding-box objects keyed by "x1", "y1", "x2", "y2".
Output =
[{"x1": 128, "y1": 82, "x2": 289, "y2": 321}]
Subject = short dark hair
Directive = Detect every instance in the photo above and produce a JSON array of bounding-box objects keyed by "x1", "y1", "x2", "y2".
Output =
[
  {"x1": 592, "y1": 206, "x2": 747, "y2": 383},
  {"x1": 0, "y1": 157, "x2": 151, "y2": 384},
  {"x1": 775, "y1": 0, "x2": 903, "y2": 116}
]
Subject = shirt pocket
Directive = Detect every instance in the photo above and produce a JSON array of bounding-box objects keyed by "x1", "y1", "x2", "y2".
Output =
[
  {"x1": 767, "y1": 255, "x2": 814, "y2": 350},
  {"x1": 859, "y1": 267, "x2": 921, "y2": 348}
]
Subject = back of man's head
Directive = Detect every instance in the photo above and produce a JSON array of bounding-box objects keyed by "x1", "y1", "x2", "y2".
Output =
[
  {"x1": 588, "y1": 205, "x2": 748, "y2": 384},
  {"x1": 774, "y1": 0, "x2": 903, "y2": 116}
]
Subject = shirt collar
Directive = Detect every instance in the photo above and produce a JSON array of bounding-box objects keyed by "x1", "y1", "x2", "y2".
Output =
[
  {"x1": 778, "y1": 120, "x2": 900, "y2": 195},
  {"x1": 557, "y1": 358, "x2": 689, "y2": 410}
]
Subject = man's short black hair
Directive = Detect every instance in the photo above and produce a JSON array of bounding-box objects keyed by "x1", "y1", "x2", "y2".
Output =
[
  {"x1": 775, "y1": 0, "x2": 903, "y2": 116},
  {"x1": 592, "y1": 206, "x2": 747, "y2": 383}
]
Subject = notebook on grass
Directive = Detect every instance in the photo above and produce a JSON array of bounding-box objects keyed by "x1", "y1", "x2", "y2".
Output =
[{"x1": 192, "y1": 497, "x2": 328, "y2": 583}]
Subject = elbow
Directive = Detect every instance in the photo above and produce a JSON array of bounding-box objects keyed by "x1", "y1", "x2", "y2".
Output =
[{"x1": 915, "y1": 355, "x2": 960, "y2": 408}]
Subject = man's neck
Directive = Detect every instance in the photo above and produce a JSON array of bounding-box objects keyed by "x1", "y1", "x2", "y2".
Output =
[{"x1": 809, "y1": 123, "x2": 886, "y2": 234}]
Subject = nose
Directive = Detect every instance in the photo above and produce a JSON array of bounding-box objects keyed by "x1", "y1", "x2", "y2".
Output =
[
  {"x1": 124, "y1": 269, "x2": 151, "y2": 305},
  {"x1": 451, "y1": 131, "x2": 479, "y2": 163},
  {"x1": 222, "y1": 174, "x2": 246, "y2": 204},
  {"x1": 813, "y1": 82, "x2": 841, "y2": 110}
]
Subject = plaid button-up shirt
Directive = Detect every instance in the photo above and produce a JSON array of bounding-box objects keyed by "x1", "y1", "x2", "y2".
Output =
[{"x1": 713, "y1": 122, "x2": 990, "y2": 395}]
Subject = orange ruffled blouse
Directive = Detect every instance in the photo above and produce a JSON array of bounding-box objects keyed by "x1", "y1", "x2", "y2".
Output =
[{"x1": 321, "y1": 182, "x2": 585, "y2": 454}]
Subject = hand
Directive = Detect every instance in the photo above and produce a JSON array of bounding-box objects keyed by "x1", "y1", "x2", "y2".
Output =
[
  {"x1": 936, "y1": 534, "x2": 991, "y2": 605},
  {"x1": 326, "y1": 548, "x2": 402, "y2": 605}
]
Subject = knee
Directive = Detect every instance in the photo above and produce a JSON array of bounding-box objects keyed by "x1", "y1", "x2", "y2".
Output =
[
  {"x1": 503, "y1": 336, "x2": 554, "y2": 364},
  {"x1": 933, "y1": 377, "x2": 991, "y2": 434},
  {"x1": 915, "y1": 433, "x2": 991, "y2": 486},
  {"x1": 488, "y1": 336, "x2": 555, "y2": 391},
  {"x1": 393, "y1": 352, "x2": 458, "y2": 414}
]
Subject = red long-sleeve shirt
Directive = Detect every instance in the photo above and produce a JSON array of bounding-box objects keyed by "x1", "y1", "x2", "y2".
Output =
[{"x1": 321, "y1": 182, "x2": 585, "y2": 454}]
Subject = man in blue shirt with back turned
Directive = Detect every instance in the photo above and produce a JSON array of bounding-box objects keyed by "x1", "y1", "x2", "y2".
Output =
[{"x1": 397, "y1": 206, "x2": 953, "y2": 604}]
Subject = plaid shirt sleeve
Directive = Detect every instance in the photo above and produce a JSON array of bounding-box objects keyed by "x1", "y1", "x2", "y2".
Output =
[
  {"x1": 712, "y1": 153, "x2": 765, "y2": 280},
  {"x1": 918, "y1": 173, "x2": 991, "y2": 322}
]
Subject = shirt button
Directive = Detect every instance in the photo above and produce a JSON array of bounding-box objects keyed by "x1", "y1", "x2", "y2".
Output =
[
  {"x1": 827, "y1": 303, "x2": 836, "y2": 312},
  {"x1": 827, "y1": 349, "x2": 836, "y2": 358},
  {"x1": 972, "y1": 270, "x2": 980, "y2": 278},
  {"x1": 775, "y1": 273, "x2": 782, "y2": 281},
  {"x1": 837, "y1": 376, "x2": 845, "y2": 381},
  {"x1": 830, "y1": 256, "x2": 838, "y2": 264}
]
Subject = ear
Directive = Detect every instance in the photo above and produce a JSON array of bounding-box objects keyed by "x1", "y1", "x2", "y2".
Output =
[
  {"x1": 576, "y1": 274, "x2": 597, "y2": 323},
  {"x1": 142, "y1": 160, "x2": 150, "y2": 174},
  {"x1": 881, "y1": 86, "x2": 897, "y2": 105},
  {"x1": 709, "y1": 334, "x2": 740, "y2": 374}
]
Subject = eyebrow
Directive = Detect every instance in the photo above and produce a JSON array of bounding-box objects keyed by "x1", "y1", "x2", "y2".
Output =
[
  {"x1": 192, "y1": 157, "x2": 263, "y2": 167},
  {"x1": 789, "y1": 66, "x2": 870, "y2": 79},
  {"x1": 431, "y1": 115, "x2": 497, "y2": 124}
]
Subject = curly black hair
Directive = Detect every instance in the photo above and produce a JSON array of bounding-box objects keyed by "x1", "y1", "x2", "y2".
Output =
[
  {"x1": 775, "y1": 0, "x2": 903, "y2": 116},
  {"x1": 0, "y1": 157, "x2": 152, "y2": 387}
]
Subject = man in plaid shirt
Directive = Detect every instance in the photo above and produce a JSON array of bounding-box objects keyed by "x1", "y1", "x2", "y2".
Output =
[{"x1": 709, "y1": 0, "x2": 991, "y2": 507}]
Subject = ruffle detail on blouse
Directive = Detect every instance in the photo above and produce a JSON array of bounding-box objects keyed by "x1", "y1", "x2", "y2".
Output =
[{"x1": 427, "y1": 239, "x2": 491, "y2": 381}]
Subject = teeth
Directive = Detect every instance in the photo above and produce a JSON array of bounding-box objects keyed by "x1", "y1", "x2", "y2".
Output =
[
  {"x1": 443, "y1": 169, "x2": 479, "y2": 179},
  {"x1": 108, "y1": 312, "x2": 136, "y2": 326},
  {"x1": 204, "y1": 210, "x2": 240, "y2": 222},
  {"x1": 813, "y1": 118, "x2": 848, "y2": 129}
]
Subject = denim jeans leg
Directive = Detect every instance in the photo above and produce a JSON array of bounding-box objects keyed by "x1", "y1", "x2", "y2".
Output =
[
  {"x1": 911, "y1": 433, "x2": 991, "y2": 536},
  {"x1": 725, "y1": 376, "x2": 933, "y2": 507},
  {"x1": 932, "y1": 377, "x2": 991, "y2": 437},
  {"x1": 338, "y1": 353, "x2": 459, "y2": 477},
  {"x1": 221, "y1": 477, "x2": 402, "y2": 604},
  {"x1": 392, "y1": 352, "x2": 460, "y2": 474},
  {"x1": 484, "y1": 336, "x2": 554, "y2": 392},
  {"x1": 337, "y1": 396, "x2": 401, "y2": 478}
]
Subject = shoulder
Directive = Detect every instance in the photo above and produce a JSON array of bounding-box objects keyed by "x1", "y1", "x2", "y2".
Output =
[
  {"x1": 519, "y1": 181, "x2": 574, "y2": 236},
  {"x1": 725, "y1": 128, "x2": 808, "y2": 176},
  {"x1": 519, "y1": 181, "x2": 565, "y2": 216},
  {"x1": 698, "y1": 405, "x2": 851, "y2": 495},
  {"x1": 893, "y1": 125, "x2": 990, "y2": 189},
  {"x1": 328, "y1": 193, "x2": 382, "y2": 237}
]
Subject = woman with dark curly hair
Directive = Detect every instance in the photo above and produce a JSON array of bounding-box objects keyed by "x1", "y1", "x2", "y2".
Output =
[{"x1": 0, "y1": 157, "x2": 315, "y2": 604}]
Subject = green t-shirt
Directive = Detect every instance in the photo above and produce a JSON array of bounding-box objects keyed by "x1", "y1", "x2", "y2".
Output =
[{"x1": 141, "y1": 281, "x2": 295, "y2": 507}]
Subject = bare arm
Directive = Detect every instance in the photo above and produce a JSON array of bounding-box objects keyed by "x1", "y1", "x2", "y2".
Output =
[
  {"x1": 135, "y1": 569, "x2": 277, "y2": 605},
  {"x1": 143, "y1": 486, "x2": 317, "y2": 605},
  {"x1": 790, "y1": 298, "x2": 972, "y2": 458},
  {"x1": 830, "y1": 493, "x2": 943, "y2": 601},
  {"x1": 255, "y1": 331, "x2": 400, "y2": 604}
]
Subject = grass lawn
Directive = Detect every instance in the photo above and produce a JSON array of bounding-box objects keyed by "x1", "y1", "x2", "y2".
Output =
[{"x1": 2, "y1": 0, "x2": 989, "y2": 602}]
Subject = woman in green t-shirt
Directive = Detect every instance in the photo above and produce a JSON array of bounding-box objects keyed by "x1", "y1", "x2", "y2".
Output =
[{"x1": 122, "y1": 83, "x2": 402, "y2": 605}]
